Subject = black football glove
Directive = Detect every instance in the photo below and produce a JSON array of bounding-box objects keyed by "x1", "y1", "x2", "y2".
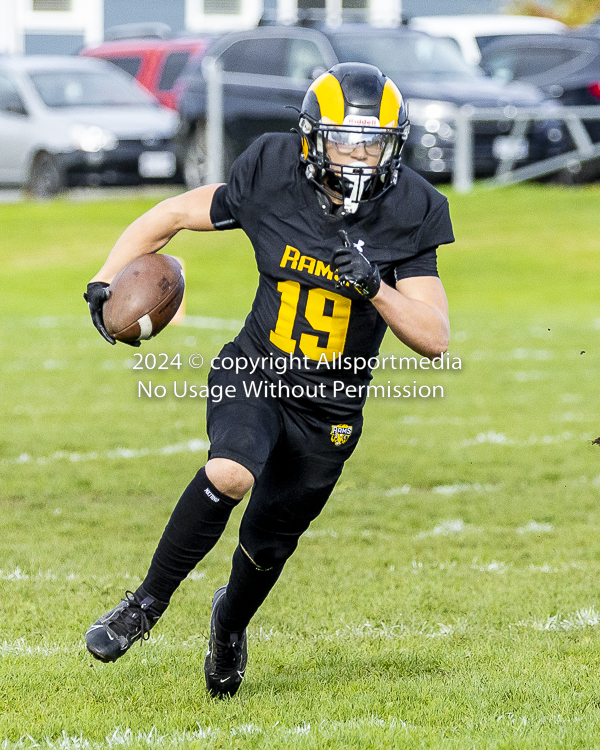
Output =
[
  {"x1": 84, "y1": 282, "x2": 115, "y2": 345},
  {"x1": 332, "y1": 230, "x2": 381, "y2": 300},
  {"x1": 83, "y1": 282, "x2": 141, "y2": 347}
]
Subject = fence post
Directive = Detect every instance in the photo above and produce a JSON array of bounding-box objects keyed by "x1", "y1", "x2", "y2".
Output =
[
  {"x1": 203, "y1": 56, "x2": 224, "y2": 184},
  {"x1": 453, "y1": 105, "x2": 474, "y2": 194}
]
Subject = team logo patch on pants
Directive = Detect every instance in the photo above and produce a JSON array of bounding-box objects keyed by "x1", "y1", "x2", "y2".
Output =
[{"x1": 330, "y1": 424, "x2": 352, "y2": 446}]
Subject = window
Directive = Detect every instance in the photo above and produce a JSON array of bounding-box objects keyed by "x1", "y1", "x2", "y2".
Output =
[
  {"x1": 513, "y1": 47, "x2": 585, "y2": 78},
  {"x1": 105, "y1": 57, "x2": 143, "y2": 79},
  {"x1": 204, "y1": 0, "x2": 241, "y2": 14},
  {"x1": 286, "y1": 39, "x2": 327, "y2": 81},
  {"x1": 29, "y1": 70, "x2": 153, "y2": 107},
  {"x1": 483, "y1": 46, "x2": 583, "y2": 82},
  {"x1": 333, "y1": 33, "x2": 476, "y2": 81},
  {"x1": 33, "y1": 0, "x2": 72, "y2": 10},
  {"x1": 0, "y1": 74, "x2": 27, "y2": 116},
  {"x1": 221, "y1": 38, "x2": 286, "y2": 77},
  {"x1": 482, "y1": 50, "x2": 518, "y2": 82},
  {"x1": 158, "y1": 52, "x2": 191, "y2": 91},
  {"x1": 476, "y1": 35, "x2": 513, "y2": 53}
]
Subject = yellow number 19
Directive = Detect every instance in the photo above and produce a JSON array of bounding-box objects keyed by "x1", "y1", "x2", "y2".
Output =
[{"x1": 269, "y1": 280, "x2": 351, "y2": 362}]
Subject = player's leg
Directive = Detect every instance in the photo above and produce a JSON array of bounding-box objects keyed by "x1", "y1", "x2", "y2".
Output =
[
  {"x1": 139, "y1": 459, "x2": 252, "y2": 604},
  {"x1": 220, "y1": 448, "x2": 358, "y2": 631},
  {"x1": 84, "y1": 461, "x2": 253, "y2": 664},
  {"x1": 205, "y1": 410, "x2": 362, "y2": 697},
  {"x1": 85, "y1": 345, "x2": 280, "y2": 663}
]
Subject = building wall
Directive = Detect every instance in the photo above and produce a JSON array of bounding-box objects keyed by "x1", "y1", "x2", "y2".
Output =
[
  {"x1": 0, "y1": 0, "x2": 510, "y2": 56},
  {"x1": 103, "y1": 0, "x2": 186, "y2": 34},
  {"x1": 186, "y1": 0, "x2": 263, "y2": 33},
  {"x1": 24, "y1": 33, "x2": 85, "y2": 54},
  {"x1": 2, "y1": 0, "x2": 104, "y2": 54},
  {"x1": 0, "y1": 0, "x2": 20, "y2": 53},
  {"x1": 403, "y1": 0, "x2": 507, "y2": 15}
]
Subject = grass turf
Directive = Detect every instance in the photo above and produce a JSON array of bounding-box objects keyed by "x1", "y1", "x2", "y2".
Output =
[{"x1": 1, "y1": 184, "x2": 600, "y2": 748}]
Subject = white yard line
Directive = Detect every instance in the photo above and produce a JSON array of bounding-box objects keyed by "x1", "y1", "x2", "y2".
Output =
[
  {"x1": 1, "y1": 439, "x2": 208, "y2": 468},
  {"x1": 0, "y1": 640, "x2": 70, "y2": 658},
  {"x1": 460, "y1": 430, "x2": 593, "y2": 447},
  {"x1": 516, "y1": 521, "x2": 554, "y2": 534},
  {"x1": 413, "y1": 519, "x2": 478, "y2": 539},
  {"x1": 393, "y1": 431, "x2": 593, "y2": 449},
  {"x1": 3, "y1": 712, "x2": 591, "y2": 749},
  {"x1": 517, "y1": 606, "x2": 600, "y2": 631},
  {"x1": 0, "y1": 716, "x2": 414, "y2": 749},
  {"x1": 13, "y1": 315, "x2": 243, "y2": 331}
]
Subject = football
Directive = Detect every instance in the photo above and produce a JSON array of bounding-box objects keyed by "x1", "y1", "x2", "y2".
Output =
[{"x1": 103, "y1": 254, "x2": 185, "y2": 343}]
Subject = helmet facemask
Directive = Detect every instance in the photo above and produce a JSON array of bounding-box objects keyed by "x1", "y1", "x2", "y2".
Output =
[
  {"x1": 300, "y1": 117, "x2": 409, "y2": 216},
  {"x1": 311, "y1": 122, "x2": 404, "y2": 214}
]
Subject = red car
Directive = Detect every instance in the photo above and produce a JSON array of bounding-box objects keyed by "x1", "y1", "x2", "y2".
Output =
[{"x1": 80, "y1": 37, "x2": 210, "y2": 110}]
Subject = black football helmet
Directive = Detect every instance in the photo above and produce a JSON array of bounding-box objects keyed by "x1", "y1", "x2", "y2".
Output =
[{"x1": 299, "y1": 62, "x2": 410, "y2": 215}]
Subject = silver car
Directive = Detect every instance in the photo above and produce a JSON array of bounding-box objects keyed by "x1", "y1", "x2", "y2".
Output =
[{"x1": 0, "y1": 56, "x2": 180, "y2": 197}]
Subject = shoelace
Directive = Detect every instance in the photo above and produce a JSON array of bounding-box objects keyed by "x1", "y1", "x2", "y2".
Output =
[
  {"x1": 112, "y1": 591, "x2": 154, "y2": 642},
  {"x1": 214, "y1": 635, "x2": 244, "y2": 672}
]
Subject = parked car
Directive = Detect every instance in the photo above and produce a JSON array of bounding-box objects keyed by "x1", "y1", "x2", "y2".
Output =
[
  {"x1": 176, "y1": 24, "x2": 566, "y2": 187},
  {"x1": 80, "y1": 35, "x2": 212, "y2": 110},
  {"x1": 480, "y1": 33, "x2": 600, "y2": 143},
  {"x1": 408, "y1": 15, "x2": 567, "y2": 66},
  {"x1": 0, "y1": 55, "x2": 180, "y2": 197}
]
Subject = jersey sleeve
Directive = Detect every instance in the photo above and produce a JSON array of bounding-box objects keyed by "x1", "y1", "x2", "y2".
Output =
[
  {"x1": 416, "y1": 197, "x2": 454, "y2": 251},
  {"x1": 394, "y1": 246, "x2": 438, "y2": 281},
  {"x1": 209, "y1": 184, "x2": 240, "y2": 230},
  {"x1": 208, "y1": 137, "x2": 267, "y2": 231},
  {"x1": 392, "y1": 196, "x2": 452, "y2": 281}
]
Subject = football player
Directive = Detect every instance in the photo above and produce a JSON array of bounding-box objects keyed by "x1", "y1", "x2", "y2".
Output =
[{"x1": 83, "y1": 62, "x2": 454, "y2": 698}]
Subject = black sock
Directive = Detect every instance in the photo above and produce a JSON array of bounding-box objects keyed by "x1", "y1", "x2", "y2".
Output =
[
  {"x1": 133, "y1": 585, "x2": 169, "y2": 617},
  {"x1": 142, "y1": 467, "x2": 239, "y2": 604},
  {"x1": 217, "y1": 545, "x2": 285, "y2": 636}
]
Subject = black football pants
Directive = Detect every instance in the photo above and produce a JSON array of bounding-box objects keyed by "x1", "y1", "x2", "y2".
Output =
[{"x1": 143, "y1": 340, "x2": 362, "y2": 632}]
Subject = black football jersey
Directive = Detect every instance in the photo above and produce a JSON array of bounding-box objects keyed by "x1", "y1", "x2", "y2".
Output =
[{"x1": 209, "y1": 133, "x2": 454, "y2": 420}]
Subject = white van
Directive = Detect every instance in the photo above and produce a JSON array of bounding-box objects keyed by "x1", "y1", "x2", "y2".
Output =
[{"x1": 408, "y1": 15, "x2": 567, "y2": 65}]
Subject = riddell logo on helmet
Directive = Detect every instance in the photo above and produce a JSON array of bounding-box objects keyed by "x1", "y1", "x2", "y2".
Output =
[{"x1": 343, "y1": 115, "x2": 379, "y2": 127}]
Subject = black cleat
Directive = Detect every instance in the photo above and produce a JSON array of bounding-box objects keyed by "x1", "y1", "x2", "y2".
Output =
[
  {"x1": 204, "y1": 586, "x2": 248, "y2": 698},
  {"x1": 85, "y1": 589, "x2": 162, "y2": 663}
]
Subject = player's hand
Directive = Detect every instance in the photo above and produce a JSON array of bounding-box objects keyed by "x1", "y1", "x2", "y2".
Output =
[
  {"x1": 83, "y1": 282, "x2": 141, "y2": 347},
  {"x1": 84, "y1": 282, "x2": 115, "y2": 345},
  {"x1": 332, "y1": 230, "x2": 381, "y2": 299}
]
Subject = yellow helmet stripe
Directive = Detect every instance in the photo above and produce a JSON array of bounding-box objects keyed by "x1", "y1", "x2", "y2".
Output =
[
  {"x1": 311, "y1": 72, "x2": 345, "y2": 124},
  {"x1": 379, "y1": 79, "x2": 402, "y2": 127}
]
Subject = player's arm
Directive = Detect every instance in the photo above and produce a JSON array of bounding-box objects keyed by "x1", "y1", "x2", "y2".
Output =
[
  {"x1": 371, "y1": 276, "x2": 449, "y2": 359},
  {"x1": 85, "y1": 183, "x2": 223, "y2": 345},
  {"x1": 90, "y1": 183, "x2": 223, "y2": 284},
  {"x1": 332, "y1": 232, "x2": 449, "y2": 359}
]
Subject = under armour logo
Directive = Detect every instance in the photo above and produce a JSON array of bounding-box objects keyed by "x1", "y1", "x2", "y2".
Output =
[{"x1": 354, "y1": 239, "x2": 365, "y2": 253}]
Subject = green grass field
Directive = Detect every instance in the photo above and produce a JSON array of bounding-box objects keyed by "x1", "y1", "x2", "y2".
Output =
[{"x1": 1, "y1": 184, "x2": 600, "y2": 749}]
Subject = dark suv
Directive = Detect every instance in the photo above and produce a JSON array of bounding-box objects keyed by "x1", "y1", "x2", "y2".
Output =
[
  {"x1": 176, "y1": 24, "x2": 566, "y2": 187},
  {"x1": 480, "y1": 33, "x2": 600, "y2": 141}
]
